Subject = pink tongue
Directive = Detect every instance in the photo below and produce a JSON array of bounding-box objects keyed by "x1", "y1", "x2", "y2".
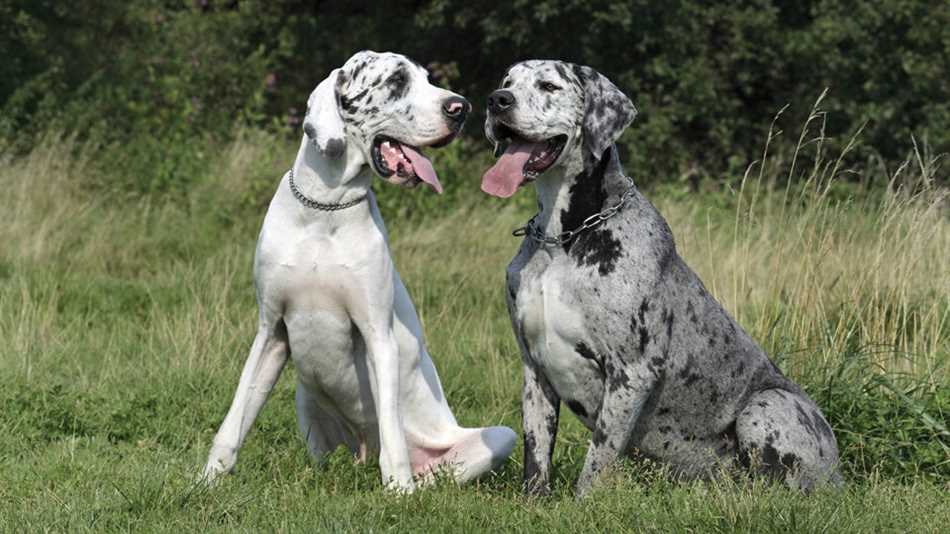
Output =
[
  {"x1": 400, "y1": 145, "x2": 443, "y2": 194},
  {"x1": 480, "y1": 141, "x2": 537, "y2": 198}
]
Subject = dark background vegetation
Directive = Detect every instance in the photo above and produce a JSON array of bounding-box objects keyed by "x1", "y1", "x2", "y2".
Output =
[{"x1": 3, "y1": 0, "x2": 949, "y2": 195}]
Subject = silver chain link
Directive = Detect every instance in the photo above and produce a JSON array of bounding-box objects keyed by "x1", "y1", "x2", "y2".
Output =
[
  {"x1": 512, "y1": 175, "x2": 636, "y2": 246},
  {"x1": 288, "y1": 168, "x2": 367, "y2": 211}
]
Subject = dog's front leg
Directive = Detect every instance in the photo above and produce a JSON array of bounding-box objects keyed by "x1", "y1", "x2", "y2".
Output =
[
  {"x1": 522, "y1": 358, "x2": 561, "y2": 496},
  {"x1": 364, "y1": 327, "x2": 415, "y2": 492},
  {"x1": 575, "y1": 360, "x2": 653, "y2": 499},
  {"x1": 204, "y1": 318, "x2": 289, "y2": 481}
]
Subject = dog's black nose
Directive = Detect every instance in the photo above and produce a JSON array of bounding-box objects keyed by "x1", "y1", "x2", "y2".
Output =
[
  {"x1": 442, "y1": 96, "x2": 471, "y2": 122},
  {"x1": 487, "y1": 90, "x2": 515, "y2": 113}
]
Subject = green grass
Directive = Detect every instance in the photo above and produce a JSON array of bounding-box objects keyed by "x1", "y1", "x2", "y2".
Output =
[{"x1": 0, "y1": 130, "x2": 947, "y2": 532}]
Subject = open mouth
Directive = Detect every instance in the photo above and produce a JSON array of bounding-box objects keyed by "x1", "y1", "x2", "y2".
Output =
[
  {"x1": 481, "y1": 123, "x2": 567, "y2": 198},
  {"x1": 371, "y1": 133, "x2": 459, "y2": 194}
]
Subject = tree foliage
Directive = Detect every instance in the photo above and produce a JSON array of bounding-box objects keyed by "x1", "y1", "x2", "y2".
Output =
[{"x1": 2, "y1": 0, "x2": 947, "y2": 187}]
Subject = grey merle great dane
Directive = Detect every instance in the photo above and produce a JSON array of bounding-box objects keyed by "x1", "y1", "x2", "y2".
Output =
[
  {"x1": 481, "y1": 60, "x2": 842, "y2": 497},
  {"x1": 203, "y1": 51, "x2": 515, "y2": 492}
]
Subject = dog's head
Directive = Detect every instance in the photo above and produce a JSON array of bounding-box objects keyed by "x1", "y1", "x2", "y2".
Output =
[
  {"x1": 481, "y1": 60, "x2": 636, "y2": 198},
  {"x1": 304, "y1": 51, "x2": 471, "y2": 193}
]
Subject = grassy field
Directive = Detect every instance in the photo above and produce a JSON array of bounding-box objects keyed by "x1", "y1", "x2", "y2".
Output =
[{"x1": 1, "y1": 129, "x2": 948, "y2": 532}]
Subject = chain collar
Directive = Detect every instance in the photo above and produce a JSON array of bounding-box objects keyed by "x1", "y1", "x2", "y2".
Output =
[
  {"x1": 288, "y1": 167, "x2": 367, "y2": 211},
  {"x1": 512, "y1": 175, "x2": 636, "y2": 246}
]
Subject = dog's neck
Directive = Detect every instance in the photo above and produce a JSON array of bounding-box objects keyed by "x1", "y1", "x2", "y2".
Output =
[
  {"x1": 534, "y1": 146, "x2": 632, "y2": 242},
  {"x1": 290, "y1": 137, "x2": 374, "y2": 209}
]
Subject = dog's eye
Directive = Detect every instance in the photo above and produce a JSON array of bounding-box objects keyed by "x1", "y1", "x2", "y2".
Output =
[
  {"x1": 539, "y1": 81, "x2": 560, "y2": 92},
  {"x1": 502, "y1": 79, "x2": 512, "y2": 89}
]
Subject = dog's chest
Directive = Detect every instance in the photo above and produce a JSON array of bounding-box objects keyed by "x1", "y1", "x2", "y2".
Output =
[{"x1": 510, "y1": 254, "x2": 603, "y2": 407}]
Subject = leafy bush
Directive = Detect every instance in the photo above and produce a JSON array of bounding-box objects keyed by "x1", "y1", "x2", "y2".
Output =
[{"x1": 2, "y1": 1, "x2": 948, "y2": 194}]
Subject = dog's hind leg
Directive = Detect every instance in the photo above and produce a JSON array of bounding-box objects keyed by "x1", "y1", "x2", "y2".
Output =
[
  {"x1": 203, "y1": 318, "x2": 289, "y2": 481},
  {"x1": 412, "y1": 426, "x2": 517, "y2": 485},
  {"x1": 735, "y1": 388, "x2": 843, "y2": 491}
]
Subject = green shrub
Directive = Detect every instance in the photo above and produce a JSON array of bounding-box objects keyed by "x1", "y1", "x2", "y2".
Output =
[{"x1": 3, "y1": 1, "x2": 948, "y2": 194}]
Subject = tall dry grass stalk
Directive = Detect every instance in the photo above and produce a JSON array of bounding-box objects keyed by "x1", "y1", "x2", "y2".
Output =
[{"x1": 659, "y1": 95, "x2": 949, "y2": 386}]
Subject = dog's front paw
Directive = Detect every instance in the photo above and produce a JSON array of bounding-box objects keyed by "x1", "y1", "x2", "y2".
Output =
[
  {"x1": 574, "y1": 469, "x2": 599, "y2": 500},
  {"x1": 383, "y1": 474, "x2": 417, "y2": 494},
  {"x1": 523, "y1": 476, "x2": 552, "y2": 498},
  {"x1": 202, "y1": 445, "x2": 238, "y2": 483}
]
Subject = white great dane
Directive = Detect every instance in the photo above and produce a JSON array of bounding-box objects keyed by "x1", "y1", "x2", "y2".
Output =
[{"x1": 203, "y1": 51, "x2": 515, "y2": 492}]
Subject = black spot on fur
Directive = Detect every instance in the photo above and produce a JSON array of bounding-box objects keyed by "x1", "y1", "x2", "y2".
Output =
[
  {"x1": 523, "y1": 430, "x2": 542, "y2": 488},
  {"x1": 386, "y1": 67, "x2": 410, "y2": 101},
  {"x1": 559, "y1": 148, "x2": 608, "y2": 251},
  {"x1": 571, "y1": 64, "x2": 589, "y2": 84},
  {"x1": 761, "y1": 442, "x2": 780, "y2": 471},
  {"x1": 737, "y1": 444, "x2": 754, "y2": 469},
  {"x1": 677, "y1": 355, "x2": 695, "y2": 381},
  {"x1": 566, "y1": 400, "x2": 588, "y2": 418},
  {"x1": 573, "y1": 228, "x2": 623, "y2": 275},
  {"x1": 350, "y1": 60, "x2": 367, "y2": 80},
  {"x1": 731, "y1": 361, "x2": 746, "y2": 379},
  {"x1": 795, "y1": 401, "x2": 819, "y2": 438},
  {"x1": 545, "y1": 411, "x2": 559, "y2": 437},
  {"x1": 349, "y1": 88, "x2": 369, "y2": 103},
  {"x1": 607, "y1": 365, "x2": 631, "y2": 392},
  {"x1": 720, "y1": 420, "x2": 737, "y2": 444},
  {"x1": 664, "y1": 309, "x2": 675, "y2": 338},
  {"x1": 523, "y1": 430, "x2": 537, "y2": 453},
  {"x1": 575, "y1": 343, "x2": 598, "y2": 362},
  {"x1": 812, "y1": 410, "x2": 835, "y2": 441},
  {"x1": 339, "y1": 94, "x2": 357, "y2": 114},
  {"x1": 781, "y1": 452, "x2": 799, "y2": 471},
  {"x1": 559, "y1": 152, "x2": 624, "y2": 275},
  {"x1": 638, "y1": 326, "x2": 650, "y2": 353}
]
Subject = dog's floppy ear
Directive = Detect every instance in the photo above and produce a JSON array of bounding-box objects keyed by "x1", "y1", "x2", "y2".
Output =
[
  {"x1": 573, "y1": 65, "x2": 637, "y2": 162},
  {"x1": 302, "y1": 68, "x2": 346, "y2": 158}
]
